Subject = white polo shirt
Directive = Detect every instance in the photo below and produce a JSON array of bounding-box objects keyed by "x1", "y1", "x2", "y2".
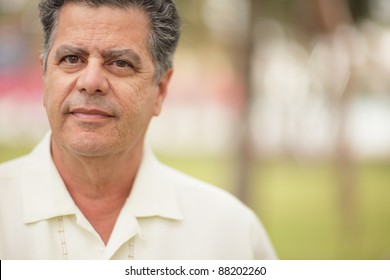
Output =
[{"x1": 0, "y1": 132, "x2": 277, "y2": 259}]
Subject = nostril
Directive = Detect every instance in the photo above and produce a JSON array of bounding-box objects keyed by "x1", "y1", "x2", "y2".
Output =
[{"x1": 76, "y1": 68, "x2": 109, "y2": 96}]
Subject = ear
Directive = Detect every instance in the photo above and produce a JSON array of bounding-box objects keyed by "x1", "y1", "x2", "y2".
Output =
[
  {"x1": 153, "y1": 69, "x2": 173, "y2": 116},
  {"x1": 39, "y1": 53, "x2": 48, "y2": 109},
  {"x1": 39, "y1": 53, "x2": 45, "y2": 74}
]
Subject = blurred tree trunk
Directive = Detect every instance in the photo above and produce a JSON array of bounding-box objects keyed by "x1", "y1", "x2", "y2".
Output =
[
  {"x1": 334, "y1": 77, "x2": 358, "y2": 237},
  {"x1": 311, "y1": 0, "x2": 359, "y2": 237},
  {"x1": 235, "y1": 0, "x2": 264, "y2": 204}
]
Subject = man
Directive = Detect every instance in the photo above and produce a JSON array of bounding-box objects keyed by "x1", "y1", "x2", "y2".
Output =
[{"x1": 0, "y1": 0, "x2": 277, "y2": 259}]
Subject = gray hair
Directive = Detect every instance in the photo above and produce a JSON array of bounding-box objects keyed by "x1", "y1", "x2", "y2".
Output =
[{"x1": 38, "y1": 0, "x2": 181, "y2": 81}]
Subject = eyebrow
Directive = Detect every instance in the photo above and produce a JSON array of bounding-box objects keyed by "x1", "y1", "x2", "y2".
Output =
[
  {"x1": 55, "y1": 44, "x2": 143, "y2": 69},
  {"x1": 55, "y1": 45, "x2": 89, "y2": 60}
]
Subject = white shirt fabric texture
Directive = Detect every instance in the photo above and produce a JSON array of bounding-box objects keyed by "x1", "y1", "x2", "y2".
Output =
[{"x1": 0, "y1": 132, "x2": 277, "y2": 260}]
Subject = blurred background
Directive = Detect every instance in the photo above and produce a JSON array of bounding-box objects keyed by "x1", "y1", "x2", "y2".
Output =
[{"x1": 1, "y1": 0, "x2": 390, "y2": 259}]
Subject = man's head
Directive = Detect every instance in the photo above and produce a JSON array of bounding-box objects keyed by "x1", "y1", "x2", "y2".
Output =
[
  {"x1": 39, "y1": 0, "x2": 181, "y2": 81},
  {"x1": 38, "y1": 1, "x2": 180, "y2": 159}
]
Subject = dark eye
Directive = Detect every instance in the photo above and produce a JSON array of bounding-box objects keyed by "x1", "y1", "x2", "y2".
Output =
[
  {"x1": 62, "y1": 55, "x2": 81, "y2": 64},
  {"x1": 113, "y1": 60, "x2": 132, "y2": 68}
]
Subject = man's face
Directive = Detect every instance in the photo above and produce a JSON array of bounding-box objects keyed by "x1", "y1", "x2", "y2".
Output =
[{"x1": 43, "y1": 3, "x2": 170, "y2": 157}]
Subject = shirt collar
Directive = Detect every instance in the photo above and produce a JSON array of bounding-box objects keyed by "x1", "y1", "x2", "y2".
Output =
[
  {"x1": 22, "y1": 132, "x2": 77, "y2": 224},
  {"x1": 22, "y1": 132, "x2": 183, "y2": 224},
  {"x1": 124, "y1": 144, "x2": 183, "y2": 221}
]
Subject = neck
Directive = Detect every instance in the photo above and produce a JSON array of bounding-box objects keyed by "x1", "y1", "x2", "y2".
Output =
[{"x1": 51, "y1": 138, "x2": 144, "y2": 244}]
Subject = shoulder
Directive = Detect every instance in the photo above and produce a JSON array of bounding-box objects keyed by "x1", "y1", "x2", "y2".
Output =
[
  {"x1": 0, "y1": 133, "x2": 51, "y2": 183},
  {"x1": 0, "y1": 154, "x2": 33, "y2": 180},
  {"x1": 157, "y1": 161, "x2": 258, "y2": 223},
  {"x1": 0, "y1": 153, "x2": 36, "y2": 203},
  {"x1": 0, "y1": 140, "x2": 46, "y2": 192},
  {"x1": 156, "y1": 161, "x2": 278, "y2": 259},
  {"x1": 0, "y1": 155, "x2": 32, "y2": 221}
]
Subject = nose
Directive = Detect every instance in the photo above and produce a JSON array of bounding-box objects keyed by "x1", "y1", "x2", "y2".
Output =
[{"x1": 76, "y1": 60, "x2": 109, "y2": 95}]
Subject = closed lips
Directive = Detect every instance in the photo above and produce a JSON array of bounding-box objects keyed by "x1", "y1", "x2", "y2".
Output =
[{"x1": 70, "y1": 108, "x2": 114, "y2": 118}]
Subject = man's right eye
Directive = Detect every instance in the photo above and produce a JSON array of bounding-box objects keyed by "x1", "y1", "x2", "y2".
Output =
[{"x1": 61, "y1": 55, "x2": 81, "y2": 64}]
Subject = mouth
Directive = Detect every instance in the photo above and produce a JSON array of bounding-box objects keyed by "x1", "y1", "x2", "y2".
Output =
[{"x1": 69, "y1": 107, "x2": 115, "y2": 121}]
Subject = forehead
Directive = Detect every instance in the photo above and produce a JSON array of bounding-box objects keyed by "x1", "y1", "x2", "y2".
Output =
[{"x1": 52, "y1": 3, "x2": 151, "y2": 55}]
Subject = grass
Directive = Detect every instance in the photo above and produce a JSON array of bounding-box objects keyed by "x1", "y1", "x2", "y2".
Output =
[{"x1": 1, "y1": 145, "x2": 389, "y2": 259}]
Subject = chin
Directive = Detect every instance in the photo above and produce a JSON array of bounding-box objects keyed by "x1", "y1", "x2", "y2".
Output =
[
  {"x1": 69, "y1": 143, "x2": 112, "y2": 157},
  {"x1": 66, "y1": 133, "x2": 118, "y2": 157}
]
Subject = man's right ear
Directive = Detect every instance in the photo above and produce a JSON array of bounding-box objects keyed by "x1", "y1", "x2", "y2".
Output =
[{"x1": 39, "y1": 53, "x2": 45, "y2": 74}]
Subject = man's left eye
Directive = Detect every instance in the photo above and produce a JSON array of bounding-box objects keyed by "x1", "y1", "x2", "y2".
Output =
[{"x1": 113, "y1": 60, "x2": 132, "y2": 68}]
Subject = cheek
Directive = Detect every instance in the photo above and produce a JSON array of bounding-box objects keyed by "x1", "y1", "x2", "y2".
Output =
[
  {"x1": 118, "y1": 83, "x2": 157, "y2": 126},
  {"x1": 43, "y1": 77, "x2": 55, "y2": 114},
  {"x1": 43, "y1": 78, "x2": 59, "y2": 116},
  {"x1": 43, "y1": 75, "x2": 73, "y2": 130},
  {"x1": 44, "y1": 72, "x2": 74, "y2": 110},
  {"x1": 121, "y1": 81, "x2": 156, "y2": 112}
]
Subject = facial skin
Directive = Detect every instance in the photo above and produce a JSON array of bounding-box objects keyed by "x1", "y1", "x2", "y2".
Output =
[{"x1": 43, "y1": 3, "x2": 171, "y2": 160}]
